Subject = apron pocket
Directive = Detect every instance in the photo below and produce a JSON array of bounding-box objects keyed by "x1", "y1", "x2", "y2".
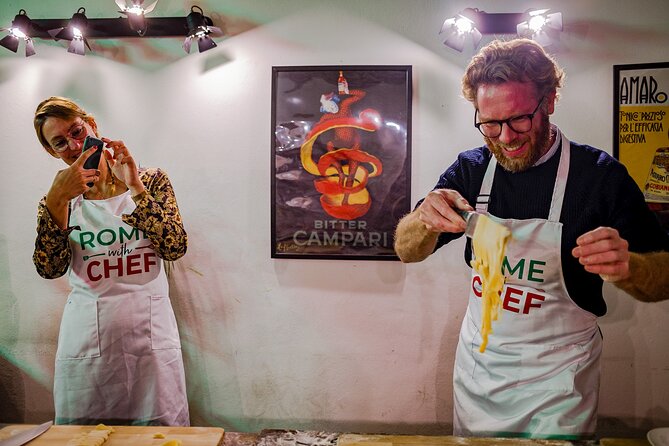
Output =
[
  {"x1": 511, "y1": 343, "x2": 588, "y2": 393},
  {"x1": 150, "y1": 295, "x2": 181, "y2": 350},
  {"x1": 56, "y1": 296, "x2": 101, "y2": 360}
]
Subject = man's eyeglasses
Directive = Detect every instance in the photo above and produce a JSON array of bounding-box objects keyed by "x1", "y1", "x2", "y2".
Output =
[
  {"x1": 51, "y1": 121, "x2": 88, "y2": 153},
  {"x1": 474, "y1": 96, "x2": 545, "y2": 138}
]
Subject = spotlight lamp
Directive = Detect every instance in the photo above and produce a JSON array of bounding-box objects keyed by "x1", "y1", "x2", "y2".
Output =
[
  {"x1": 0, "y1": 9, "x2": 36, "y2": 57},
  {"x1": 183, "y1": 6, "x2": 223, "y2": 54},
  {"x1": 439, "y1": 8, "x2": 482, "y2": 52},
  {"x1": 48, "y1": 7, "x2": 92, "y2": 56},
  {"x1": 517, "y1": 9, "x2": 563, "y2": 47},
  {"x1": 115, "y1": 0, "x2": 159, "y2": 36}
]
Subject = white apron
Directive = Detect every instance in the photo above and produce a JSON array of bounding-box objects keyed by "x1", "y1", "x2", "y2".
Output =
[
  {"x1": 54, "y1": 191, "x2": 189, "y2": 426},
  {"x1": 453, "y1": 131, "x2": 602, "y2": 439}
]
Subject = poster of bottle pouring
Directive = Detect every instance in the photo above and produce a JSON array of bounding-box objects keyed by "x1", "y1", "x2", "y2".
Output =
[
  {"x1": 614, "y1": 62, "x2": 669, "y2": 232},
  {"x1": 271, "y1": 66, "x2": 412, "y2": 259}
]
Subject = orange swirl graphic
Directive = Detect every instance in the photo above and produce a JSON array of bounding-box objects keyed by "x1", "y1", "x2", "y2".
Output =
[{"x1": 300, "y1": 109, "x2": 382, "y2": 220}]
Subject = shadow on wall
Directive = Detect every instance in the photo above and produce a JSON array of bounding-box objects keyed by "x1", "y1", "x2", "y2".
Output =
[
  {"x1": 0, "y1": 234, "x2": 25, "y2": 422},
  {"x1": 561, "y1": 20, "x2": 669, "y2": 62},
  {"x1": 0, "y1": 356, "x2": 25, "y2": 423},
  {"x1": 598, "y1": 412, "x2": 669, "y2": 438},
  {"x1": 598, "y1": 283, "x2": 669, "y2": 437},
  {"x1": 0, "y1": 236, "x2": 56, "y2": 424},
  {"x1": 435, "y1": 322, "x2": 458, "y2": 433},
  {"x1": 0, "y1": 60, "x2": 15, "y2": 85},
  {"x1": 166, "y1": 251, "x2": 246, "y2": 430}
]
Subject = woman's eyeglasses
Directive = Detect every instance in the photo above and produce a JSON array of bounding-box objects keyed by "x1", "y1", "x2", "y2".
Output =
[
  {"x1": 474, "y1": 96, "x2": 545, "y2": 138},
  {"x1": 51, "y1": 121, "x2": 87, "y2": 153}
]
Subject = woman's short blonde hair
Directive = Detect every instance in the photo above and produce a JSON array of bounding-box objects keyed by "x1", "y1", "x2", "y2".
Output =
[
  {"x1": 34, "y1": 96, "x2": 98, "y2": 156},
  {"x1": 461, "y1": 38, "x2": 565, "y2": 105}
]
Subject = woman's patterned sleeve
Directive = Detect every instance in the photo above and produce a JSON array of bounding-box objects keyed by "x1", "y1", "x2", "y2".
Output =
[
  {"x1": 122, "y1": 168, "x2": 188, "y2": 261},
  {"x1": 33, "y1": 198, "x2": 73, "y2": 279}
]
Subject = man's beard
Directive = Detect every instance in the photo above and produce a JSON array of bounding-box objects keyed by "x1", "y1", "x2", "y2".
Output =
[{"x1": 484, "y1": 114, "x2": 552, "y2": 173}]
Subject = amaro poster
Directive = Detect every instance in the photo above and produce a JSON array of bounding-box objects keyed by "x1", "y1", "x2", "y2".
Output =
[{"x1": 614, "y1": 62, "x2": 669, "y2": 231}]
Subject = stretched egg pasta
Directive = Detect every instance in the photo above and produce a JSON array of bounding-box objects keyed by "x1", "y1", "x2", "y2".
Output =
[{"x1": 470, "y1": 214, "x2": 511, "y2": 353}]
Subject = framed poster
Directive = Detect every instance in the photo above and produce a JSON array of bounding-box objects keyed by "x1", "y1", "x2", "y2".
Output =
[
  {"x1": 614, "y1": 62, "x2": 669, "y2": 231},
  {"x1": 271, "y1": 65, "x2": 412, "y2": 259}
]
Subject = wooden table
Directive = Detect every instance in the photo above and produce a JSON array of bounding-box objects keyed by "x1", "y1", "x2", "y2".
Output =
[{"x1": 0, "y1": 426, "x2": 651, "y2": 446}]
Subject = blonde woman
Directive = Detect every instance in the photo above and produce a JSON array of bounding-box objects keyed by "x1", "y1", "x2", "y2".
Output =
[{"x1": 33, "y1": 96, "x2": 189, "y2": 426}]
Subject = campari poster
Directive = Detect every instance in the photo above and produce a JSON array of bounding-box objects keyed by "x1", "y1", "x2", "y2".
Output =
[
  {"x1": 271, "y1": 66, "x2": 412, "y2": 259},
  {"x1": 614, "y1": 62, "x2": 669, "y2": 231}
]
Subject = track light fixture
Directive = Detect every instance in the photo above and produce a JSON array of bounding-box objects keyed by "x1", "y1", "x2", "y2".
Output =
[
  {"x1": 1, "y1": 9, "x2": 36, "y2": 57},
  {"x1": 183, "y1": 6, "x2": 223, "y2": 54},
  {"x1": 48, "y1": 7, "x2": 92, "y2": 56},
  {"x1": 440, "y1": 7, "x2": 563, "y2": 52},
  {"x1": 115, "y1": 0, "x2": 159, "y2": 37},
  {"x1": 0, "y1": 4, "x2": 221, "y2": 57}
]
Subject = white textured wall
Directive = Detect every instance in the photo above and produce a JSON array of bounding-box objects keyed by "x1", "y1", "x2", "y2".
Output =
[{"x1": 1, "y1": 0, "x2": 668, "y2": 437}]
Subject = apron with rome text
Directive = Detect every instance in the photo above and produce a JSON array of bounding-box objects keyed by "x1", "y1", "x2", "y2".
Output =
[
  {"x1": 54, "y1": 190, "x2": 189, "y2": 426},
  {"x1": 452, "y1": 131, "x2": 603, "y2": 439}
]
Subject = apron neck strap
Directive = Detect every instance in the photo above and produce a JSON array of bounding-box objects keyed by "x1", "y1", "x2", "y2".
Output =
[
  {"x1": 476, "y1": 128, "x2": 571, "y2": 223},
  {"x1": 476, "y1": 155, "x2": 496, "y2": 213},
  {"x1": 548, "y1": 130, "x2": 570, "y2": 222}
]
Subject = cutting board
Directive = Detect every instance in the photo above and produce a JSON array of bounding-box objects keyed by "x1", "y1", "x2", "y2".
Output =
[{"x1": 0, "y1": 425, "x2": 224, "y2": 446}]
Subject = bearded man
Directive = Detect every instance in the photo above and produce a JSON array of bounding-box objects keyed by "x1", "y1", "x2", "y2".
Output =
[{"x1": 394, "y1": 38, "x2": 669, "y2": 439}]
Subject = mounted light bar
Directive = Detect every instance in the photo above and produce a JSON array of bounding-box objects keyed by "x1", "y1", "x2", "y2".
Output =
[
  {"x1": 0, "y1": 4, "x2": 223, "y2": 57},
  {"x1": 440, "y1": 8, "x2": 563, "y2": 52}
]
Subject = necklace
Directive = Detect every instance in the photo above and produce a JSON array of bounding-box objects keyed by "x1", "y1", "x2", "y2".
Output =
[
  {"x1": 84, "y1": 159, "x2": 121, "y2": 200},
  {"x1": 108, "y1": 163, "x2": 117, "y2": 197}
]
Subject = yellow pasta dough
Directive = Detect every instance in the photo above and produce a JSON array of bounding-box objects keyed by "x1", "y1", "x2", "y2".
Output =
[
  {"x1": 66, "y1": 424, "x2": 114, "y2": 446},
  {"x1": 470, "y1": 214, "x2": 511, "y2": 353}
]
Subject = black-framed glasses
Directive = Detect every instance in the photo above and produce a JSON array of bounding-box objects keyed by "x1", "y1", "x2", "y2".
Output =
[
  {"x1": 51, "y1": 120, "x2": 88, "y2": 152},
  {"x1": 474, "y1": 96, "x2": 545, "y2": 138}
]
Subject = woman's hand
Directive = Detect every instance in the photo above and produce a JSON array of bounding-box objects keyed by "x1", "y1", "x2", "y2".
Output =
[
  {"x1": 48, "y1": 147, "x2": 101, "y2": 202},
  {"x1": 45, "y1": 147, "x2": 101, "y2": 228},
  {"x1": 102, "y1": 138, "x2": 145, "y2": 196},
  {"x1": 572, "y1": 226, "x2": 631, "y2": 282}
]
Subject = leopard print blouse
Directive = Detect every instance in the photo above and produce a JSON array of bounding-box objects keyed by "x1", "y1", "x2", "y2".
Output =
[{"x1": 33, "y1": 168, "x2": 187, "y2": 279}]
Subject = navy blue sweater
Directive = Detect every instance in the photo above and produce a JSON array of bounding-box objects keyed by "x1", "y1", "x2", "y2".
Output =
[{"x1": 425, "y1": 140, "x2": 669, "y2": 316}]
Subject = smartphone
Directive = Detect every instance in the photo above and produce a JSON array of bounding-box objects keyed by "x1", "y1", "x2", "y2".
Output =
[{"x1": 82, "y1": 136, "x2": 104, "y2": 186}]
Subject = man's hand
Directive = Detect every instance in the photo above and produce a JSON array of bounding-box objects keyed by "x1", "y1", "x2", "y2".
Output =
[
  {"x1": 417, "y1": 189, "x2": 473, "y2": 234},
  {"x1": 394, "y1": 189, "x2": 472, "y2": 263},
  {"x1": 572, "y1": 226, "x2": 630, "y2": 282}
]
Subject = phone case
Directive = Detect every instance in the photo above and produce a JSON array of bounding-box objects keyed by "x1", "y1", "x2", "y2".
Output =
[{"x1": 82, "y1": 136, "x2": 104, "y2": 186}]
